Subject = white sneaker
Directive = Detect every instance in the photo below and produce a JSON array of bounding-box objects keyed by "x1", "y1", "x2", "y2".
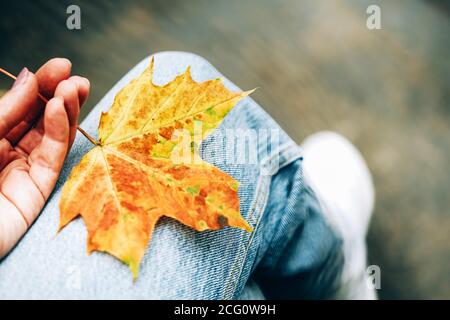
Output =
[{"x1": 301, "y1": 131, "x2": 377, "y2": 299}]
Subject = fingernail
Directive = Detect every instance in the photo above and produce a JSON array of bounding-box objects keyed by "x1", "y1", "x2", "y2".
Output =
[
  {"x1": 12, "y1": 68, "x2": 29, "y2": 89},
  {"x1": 82, "y1": 77, "x2": 90, "y2": 87},
  {"x1": 59, "y1": 58, "x2": 72, "y2": 68},
  {"x1": 55, "y1": 96, "x2": 64, "y2": 104}
]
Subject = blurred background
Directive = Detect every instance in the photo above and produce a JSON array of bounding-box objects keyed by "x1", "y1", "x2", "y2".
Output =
[{"x1": 0, "y1": 0, "x2": 449, "y2": 299}]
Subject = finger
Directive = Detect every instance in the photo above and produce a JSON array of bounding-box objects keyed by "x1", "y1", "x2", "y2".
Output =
[
  {"x1": 54, "y1": 79, "x2": 80, "y2": 147},
  {"x1": 0, "y1": 69, "x2": 38, "y2": 140},
  {"x1": 5, "y1": 58, "x2": 72, "y2": 144},
  {"x1": 28, "y1": 96, "x2": 70, "y2": 199},
  {"x1": 36, "y1": 58, "x2": 72, "y2": 98},
  {"x1": 69, "y1": 75, "x2": 90, "y2": 106},
  {"x1": 16, "y1": 76, "x2": 88, "y2": 154}
]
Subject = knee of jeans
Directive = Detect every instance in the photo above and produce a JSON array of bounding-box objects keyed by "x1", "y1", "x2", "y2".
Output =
[
  {"x1": 152, "y1": 50, "x2": 210, "y2": 63},
  {"x1": 143, "y1": 51, "x2": 218, "y2": 75}
]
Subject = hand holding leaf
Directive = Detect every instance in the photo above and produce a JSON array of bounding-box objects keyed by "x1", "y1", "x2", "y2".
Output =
[{"x1": 0, "y1": 59, "x2": 89, "y2": 258}]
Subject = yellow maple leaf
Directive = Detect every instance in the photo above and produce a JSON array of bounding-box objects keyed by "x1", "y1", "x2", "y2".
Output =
[{"x1": 59, "y1": 58, "x2": 253, "y2": 279}]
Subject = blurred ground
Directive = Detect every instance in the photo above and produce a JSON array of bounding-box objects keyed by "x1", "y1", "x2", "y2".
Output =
[{"x1": 0, "y1": 0, "x2": 449, "y2": 299}]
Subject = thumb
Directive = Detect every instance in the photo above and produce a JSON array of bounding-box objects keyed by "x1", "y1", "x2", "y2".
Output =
[
  {"x1": 0, "y1": 68, "x2": 38, "y2": 140},
  {"x1": 29, "y1": 96, "x2": 70, "y2": 200}
]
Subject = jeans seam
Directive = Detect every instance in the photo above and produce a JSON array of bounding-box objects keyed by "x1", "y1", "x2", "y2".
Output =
[
  {"x1": 221, "y1": 143, "x2": 303, "y2": 299},
  {"x1": 222, "y1": 173, "x2": 271, "y2": 299}
]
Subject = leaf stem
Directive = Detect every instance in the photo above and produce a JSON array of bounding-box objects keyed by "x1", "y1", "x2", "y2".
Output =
[
  {"x1": 0, "y1": 66, "x2": 98, "y2": 146},
  {"x1": 76, "y1": 126, "x2": 98, "y2": 146}
]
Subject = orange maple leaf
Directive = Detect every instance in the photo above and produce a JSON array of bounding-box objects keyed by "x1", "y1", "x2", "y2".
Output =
[{"x1": 59, "y1": 58, "x2": 253, "y2": 278}]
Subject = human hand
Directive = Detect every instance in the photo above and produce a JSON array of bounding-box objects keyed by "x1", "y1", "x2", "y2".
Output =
[{"x1": 0, "y1": 58, "x2": 90, "y2": 258}]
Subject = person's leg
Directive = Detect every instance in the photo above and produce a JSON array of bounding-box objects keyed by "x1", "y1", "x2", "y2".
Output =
[
  {"x1": 301, "y1": 132, "x2": 377, "y2": 299},
  {"x1": 244, "y1": 132, "x2": 376, "y2": 300},
  {"x1": 0, "y1": 52, "x2": 309, "y2": 299},
  {"x1": 246, "y1": 158, "x2": 345, "y2": 299}
]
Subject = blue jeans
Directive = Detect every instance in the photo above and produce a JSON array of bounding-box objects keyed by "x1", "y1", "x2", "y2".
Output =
[{"x1": 0, "y1": 52, "x2": 343, "y2": 299}]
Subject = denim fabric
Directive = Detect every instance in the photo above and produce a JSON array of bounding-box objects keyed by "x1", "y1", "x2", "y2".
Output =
[{"x1": 0, "y1": 52, "x2": 342, "y2": 299}]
